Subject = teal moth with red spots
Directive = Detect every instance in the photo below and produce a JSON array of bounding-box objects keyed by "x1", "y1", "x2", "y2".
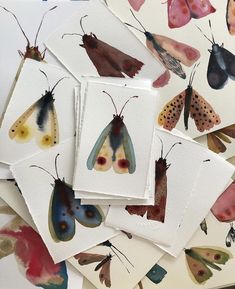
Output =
[{"x1": 87, "y1": 91, "x2": 137, "y2": 174}]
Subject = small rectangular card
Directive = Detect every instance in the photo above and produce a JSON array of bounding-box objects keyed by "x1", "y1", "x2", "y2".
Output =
[
  {"x1": 0, "y1": 199, "x2": 84, "y2": 289},
  {"x1": 105, "y1": 129, "x2": 207, "y2": 246},
  {"x1": 10, "y1": 138, "x2": 118, "y2": 263},
  {"x1": 45, "y1": 0, "x2": 165, "y2": 86},
  {"x1": 68, "y1": 232, "x2": 164, "y2": 289},
  {"x1": 73, "y1": 81, "x2": 158, "y2": 198},
  {"x1": 0, "y1": 59, "x2": 77, "y2": 165}
]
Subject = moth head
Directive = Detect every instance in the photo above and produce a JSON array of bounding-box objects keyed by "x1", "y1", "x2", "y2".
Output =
[{"x1": 0, "y1": 5, "x2": 57, "y2": 61}]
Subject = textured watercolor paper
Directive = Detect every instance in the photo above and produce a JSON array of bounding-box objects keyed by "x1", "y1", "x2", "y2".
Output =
[
  {"x1": 0, "y1": 59, "x2": 77, "y2": 165},
  {"x1": 45, "y1": 0, "x2": 165, "y2": 86},
  {"x1": 0, "y1": 0, "x2": 84, "y2": 117},
  {"x1": 73, "y1": 81, "x2": 158, "y2": 198},
  {"x1": 69, "y1": 232, "x2": 164, "y2": 289},
  {"x1": 107, "y1": 0, "x2": 235, "y2": 139},
  {"x1": 10, "y1": 139, "x2": 118, "y2": 263},
  {"x1": 105, "y1": 129, "x2": 207, "y2": 246}
]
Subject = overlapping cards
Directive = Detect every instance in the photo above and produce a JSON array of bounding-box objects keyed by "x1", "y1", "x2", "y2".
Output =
[{"x1": 0, "y1": 1, "x2": 235, "y2": 289}]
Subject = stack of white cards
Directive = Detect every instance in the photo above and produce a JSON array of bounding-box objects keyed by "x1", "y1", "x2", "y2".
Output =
[{"x1": 0, "y1": 1, "x2": 235, "y2": 289}]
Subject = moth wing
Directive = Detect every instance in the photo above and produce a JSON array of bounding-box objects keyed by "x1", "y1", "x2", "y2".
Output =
[
  {"x1": 207, "y1": 132, "x2": 226, "y2": 153},
  {"x1": 87, "y1": 122, "x2": 113, "y2": 171},
  {"x1": 9, "y1": 101, "x2": 37, "y2": 143},
  {"x1": 146, "y1": 37, "x2": 186, "y2": 79},
  {"x1": 99, "y1": 258, "x2": 111, "y2": 288},
  {"x1": 128, "y1": 0, "x2": 145, "y2": 11},
  {"x1": 190, "y1": 89, "x2": 221, "y2": 132},
  {"x1": 167, "y1": 0, "x2": 191, "y2": 28},
  {"x1": 113, "y1": 125, "x2": 136, "y2": 174},
  {"x1": 221, "y1": 124, "x2": 235, "y2": 138},
  {"x1": 74, "y1": 252, "x2": 106, "y2": 265},
  {"x1": 191, "y1": 247, "x2": 231, "y2": 265},
  {"x1": 158, "y1": 91, "x2": 186, "y2": 131},
  {"x1": 125, "y1": 205, "x2": 148, "y2": 217},
  {"x1": 220, "y1": 46, "x2": 235, "y2": 79},
  {"x1": 72, "y1": 199, "x2": 104, "y2": 228},
  {"x1": 153, "y1": 34, "x2": 200, "y2": 67},
  {"x1": 49, "y1": 183, "x2": 75, "y2": 242},
  {"x1": 227, "y1": 0, "x2": 235, "y2": 34},
  {"x1": 85, "y1": 38, "x2": 143, "y2": 78},
  {"x1": 207, "y1": 51, "x2": 228, "y2": 90},
  {"x1": 35, "y1": 105, "x2": 59, "y2": 149},
  {"x1": 187, "y1": 0, "x2": 216, "y2": 19},
  {"x1": 185, "y1": 251, "x2": 212, "y2": 283}
]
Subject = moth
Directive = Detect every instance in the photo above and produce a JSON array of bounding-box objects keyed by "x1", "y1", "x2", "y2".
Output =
[
  {"x1": 211, "y1": 181, "x2": 235, "y2": 247},
  {"x1": 200, "y1": 218, "x2": 208, "y2": 235},
  {"x1": 74, "y1": 252, "x2": 112, "y2": 288},
  {"x1": 128, "y1": 0, "x2": 145, "y2": 11},
  {"x1": 207, "y1": 124, "x2": 235, "y2": 153},
  {"x1": 99, "y1": 240, "x2": 134, "y2": 272},
  {"x1": 0, "y1": 216, "x2": 68, "y2": 289},
  {"x1": 167, "y1": 0, "x2": 215, "y2": 29},
  {"x1": 226, "y1": 0, "x2": 235, "y2": 35},
  {"x1": 184, "y1": 247, "x2": 231, "y2": 284},
  {"x1": 87, "y1": 91, "x2": 137, "y2": 174},
  {"x1": 9, "y1": 70, "x2": 67, "y2": 149},
  {"x1": 0, "y1": 5, "x2": 57, "y2": 61},
  {"x1": 125, "y1": 139, "x2": 181, "y2": 223},
  {"x1": 125, "y1": 10, "x2": 200, "y2": 87},
  {"x1": 197, "y1": 20, "x2": 235, "y2": 89},
  {"x1": 62, "y1": 15, "x2": 144, "y2": 78},
  {"x1": 30, "y1": 154, "x2": 104, "y2": 242},
  {"x1": 158, "y1": 64, "x2": 221, "y2": 132}
]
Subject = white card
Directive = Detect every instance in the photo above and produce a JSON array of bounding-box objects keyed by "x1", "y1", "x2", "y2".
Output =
[
  {"x1": 45, "y1": 0, "x2": 165, "y2": 86},
  {"x1": 73, "y1": 81, "x2": 158, "y2": 198},
  {"x1": 68, "y1": 232, "x2": 164, "y2": 289},
  {"x1": 0, "y1": 0, "x2": 84, "y2": 117},
  {"x1": 105, "y1": 129, "x2": 207, "y2": 246},
  {"x1": 11, "y1": 138, "x2": 118, "y2": 263},
  {"x1": 0, "y1": 59, "x2": 77, "y2": 165}
]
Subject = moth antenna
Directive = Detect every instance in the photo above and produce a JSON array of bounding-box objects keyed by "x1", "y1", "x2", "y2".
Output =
[
  {"x1": 125, "y1": 23, "x2": 145, "y2": 34},
  {"x1": 110, "y1": 247, "x2": 130, "y2": 273},
  {"x1": 208, "y1": 20, "x2": 216, "y2": 44},
  {"x1": 119, "y1": 96, "x2": 138, "y2": 116},
  {"x1": 51, "y1": 76, "x2": 69, "y2": 93},
  {"x1": 129, "y1": 9, "x2": 147, "y2": 32},
  {"x1": 189, "y1": 63, "x2": 200, "y2": 86},
  {"x1": 30, "y1": 165, "x2": 56, "y2": 180},
  {"x1": 0, "y1": 6, "x2": 30, "y2": 47},
  {"x1": 80, "y1": 15, "x2": 88, "y2": 34},
  {"x1": 164, "y1": 142, "x2": 181, "y2": 159},
  {"x1": 54, "y1": 153, "x2": 60, "y2": 179},
  {"x1": 34, "y1": 6, "x2": 57, "y2": 47},
  {"x1": 39, "y1": 69, "x2": 50, "y2": 90},
  {"x1": 61, "y1": 33, "x2": 83, "y2": 39},
  {"x1": 102, "y1": 91, "x2": 118, "y2": 115},
  {"x1": 156, "y1": 136, "x2": 164, "y2": 158},
  {"x1": 110, "y1": 243, "x2": 134, "y2": 268},
  {"x1": 195, "y1": 25, "x2": 213, "y2": 44}
]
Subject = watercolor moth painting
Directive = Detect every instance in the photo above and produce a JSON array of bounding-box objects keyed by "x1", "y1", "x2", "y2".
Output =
[
  {"x1": 62, "y1": 15, "x2": 144, "y2": 79},
  {"x1": 184, "y1": 246, "x2": 231, "y2": 284},
  {"x1": 87, "y1": 91, "x2": 137, "y2": 174},
  {"x1": 30, "y1": 154, "x2": 104, "y2": 242},
  {"x1": 158, "y1": 64, "x2": 221, "y2": 132},
  {"x1": 0, "y1": 5, "x2": 57, "y2": 61},
  {"x1": 125, "y1": 10, "x2": 200, "y2": 87},
  {"x1": 8, "y1": 70, "x2": 67, "y2": 149},
  {"x1": 0, "y1": 208, "x2": 68, "y2": 289},
  {"x1": 167, "y1": 0, "x2": 216, "y2": 29},
  {"x1": 125, "y1": 139, "x2": 181, "y2": 223}
]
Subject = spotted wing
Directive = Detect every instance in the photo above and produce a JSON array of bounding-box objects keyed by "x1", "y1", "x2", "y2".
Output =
[
  {"x1": 190, "y1": 89, "x2": 221, "y2": 132},
  {"x1": 158, "y1": 90, "x2": 186, "y2": 131}
]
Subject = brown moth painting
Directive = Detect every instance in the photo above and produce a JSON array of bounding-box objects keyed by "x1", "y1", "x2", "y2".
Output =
[{"x1": 62, "y1": 15, "x2": 144, "y2": 78}]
